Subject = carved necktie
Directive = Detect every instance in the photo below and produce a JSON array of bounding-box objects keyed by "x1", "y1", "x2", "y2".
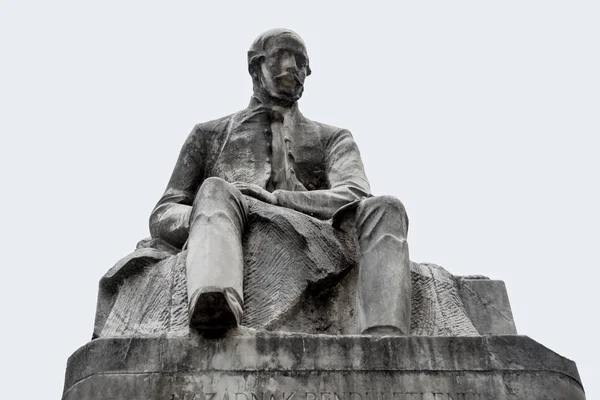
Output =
[{"x1": 268, "y1": 109, "x2": 306, "y2": 192}]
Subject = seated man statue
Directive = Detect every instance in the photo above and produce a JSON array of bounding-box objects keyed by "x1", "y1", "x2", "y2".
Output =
[{"x1": 149, "y1": 29, "x2": 411, "y2": 335}]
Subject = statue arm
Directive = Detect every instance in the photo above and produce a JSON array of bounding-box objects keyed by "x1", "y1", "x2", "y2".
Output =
[
  {"x1": 274, "y1": 129, "x2": 371, "y2": 219},
  {"x1": 149, "y1": 125, "x2": 206, "y2": 248}
]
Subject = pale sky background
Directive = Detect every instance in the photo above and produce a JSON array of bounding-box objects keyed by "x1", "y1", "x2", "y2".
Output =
[{"x1": 1, "y1": 1, "x2": 598, "y2": 398}]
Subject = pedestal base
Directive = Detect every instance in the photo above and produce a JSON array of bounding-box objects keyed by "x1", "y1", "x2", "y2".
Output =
[{"x1": 63, "y1": 334, "x2": 584, "y2": 400}]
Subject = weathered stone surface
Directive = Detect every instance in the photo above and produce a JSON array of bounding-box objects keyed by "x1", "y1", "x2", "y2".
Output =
[
  {"x1": 146, "y1": 29, "x2": 416, "y2": 335},
  {"x1": 94, "y1": 199, "x2": 518, "y2": 338},
  {"x1": 66, "y1": 28, "x2": 586, "y2": 400},
  {"x1": 89, "y1": 28, "x2": 513, "y2": 342},
  {"x1": 458, "y1": 278, "x2": 517, "y2": 335},
  {"x1": 63, "y1": 334, "x2": 585, "y2": 400}
]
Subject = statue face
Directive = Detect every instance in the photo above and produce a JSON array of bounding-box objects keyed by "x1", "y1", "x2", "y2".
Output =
[{"x1": 258, "y1": 34, "x2": 309, "y2": 102}]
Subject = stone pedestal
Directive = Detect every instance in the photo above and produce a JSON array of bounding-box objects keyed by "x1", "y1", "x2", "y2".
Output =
[{"x1": 63, "y1": 334, "x2": 584, "y2": 400}]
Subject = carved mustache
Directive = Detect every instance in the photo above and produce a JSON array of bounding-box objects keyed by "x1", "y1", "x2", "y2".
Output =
[{"x1": 274, "y1": 72, "x2": 304, "y2": 86}]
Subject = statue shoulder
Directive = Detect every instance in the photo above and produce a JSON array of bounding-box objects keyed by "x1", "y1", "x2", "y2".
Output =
[
  {"x1": 301, "y1": 117, "x2": 354, "y2": 145},
  {"x1": 178, "y1": 113, "x2": 238, "y2": 156},
  {"x1": 191, "y1": 113, "x2": 237, "y2": 137}
]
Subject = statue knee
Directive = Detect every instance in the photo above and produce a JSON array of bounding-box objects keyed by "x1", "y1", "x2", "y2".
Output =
[
  {"x1": 193, "y1": 177, "x2": 239, "y2": 205},
  {"x1": 190, "y1": 177, "x2": 248, "y2": 228},
  {"x1": 356, "y1": 195, "x2": 408, "y2": 238},
  {"x1": 361, "y1": 195, "x2": 406, "y2": 213},
  {"x1": 358, "y1": 195, "x2": 408, "y2": 220}
]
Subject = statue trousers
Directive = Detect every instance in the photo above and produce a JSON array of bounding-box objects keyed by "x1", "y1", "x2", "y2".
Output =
[{"x1": 186, "y1": 177, "x2": 411, "y2": 334}]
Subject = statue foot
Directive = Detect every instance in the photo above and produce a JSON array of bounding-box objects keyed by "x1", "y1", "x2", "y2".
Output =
[
  {"x1": 362, "y1": 325, "x2": 406, "y2": 336},
  {"x1": 189, "y1": 287, "x2": 242, "y2": 331}
]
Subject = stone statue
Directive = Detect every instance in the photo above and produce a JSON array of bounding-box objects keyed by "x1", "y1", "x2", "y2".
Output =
[
  {"x1": 149, "y1": 29, "x2": 412, "y2": 335},
  {"x1": 65, "y1": 29, "x2": 585, "y2": 400},
  {"x1": 89, "y1": 29, "x2": 512, "y2": 340}
]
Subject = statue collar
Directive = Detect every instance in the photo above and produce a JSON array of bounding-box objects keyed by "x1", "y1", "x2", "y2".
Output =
[{"x1": 248, "y1": 94, "x2": 300, "y2": 118}]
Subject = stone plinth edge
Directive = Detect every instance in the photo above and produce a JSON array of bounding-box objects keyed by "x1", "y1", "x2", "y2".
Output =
[{"x1": 63, "y1": 334, "x2": 585, "y2": 400}]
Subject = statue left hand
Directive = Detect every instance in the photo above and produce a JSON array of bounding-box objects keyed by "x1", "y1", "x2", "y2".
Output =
[{"x1": 232, "y1": 182, "x2": 278, "y2": 205}]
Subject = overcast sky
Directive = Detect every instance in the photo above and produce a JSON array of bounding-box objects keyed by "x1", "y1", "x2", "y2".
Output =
[{"x1": 1, "y1": 1, "x2": 598, "y2": 398}]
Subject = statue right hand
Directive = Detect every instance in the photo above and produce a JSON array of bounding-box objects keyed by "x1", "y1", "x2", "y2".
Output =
[{"x1": 232, "y1": 182, "x2": 278, "y2": 205}]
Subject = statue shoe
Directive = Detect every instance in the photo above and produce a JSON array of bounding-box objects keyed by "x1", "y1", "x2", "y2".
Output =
[{"x1": 188, "y1": 287, "x2": 243, "y2": 331}]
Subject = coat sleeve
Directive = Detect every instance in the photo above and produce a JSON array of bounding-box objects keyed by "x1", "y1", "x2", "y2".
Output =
[
  {"x1": 149, "y1": 125, "x2": 206, "y2": 248},
  {"x1": 274, "y1": 129, "x2": 371, "y2": 219}
]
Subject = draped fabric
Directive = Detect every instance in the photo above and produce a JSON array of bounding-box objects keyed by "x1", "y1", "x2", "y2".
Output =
[{"x1": 95, "y1": 199, "x2": 479, "y2": 338}]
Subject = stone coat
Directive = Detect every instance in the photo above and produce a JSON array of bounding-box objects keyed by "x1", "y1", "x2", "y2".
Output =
[{"x1": 150, "y1": 97, "x2": 370, "y2": 248}]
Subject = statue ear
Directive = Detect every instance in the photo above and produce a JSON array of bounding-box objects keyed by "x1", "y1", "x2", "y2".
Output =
[{"x1": 247, "y1": 53, "x2": 264, "y2": 81}]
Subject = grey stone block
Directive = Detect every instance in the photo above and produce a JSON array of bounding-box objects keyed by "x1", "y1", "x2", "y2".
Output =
[
  {"x1": 458, "y1": 278, "x2": 517, "y2": 335},
  {"x1": 63, "y1": 334, "x2": 584, "y2": 400}
]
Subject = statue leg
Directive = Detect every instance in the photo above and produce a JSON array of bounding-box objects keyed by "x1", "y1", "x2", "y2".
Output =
[
  {"x1": 355, "y1": 196, "x2": 411, "y2": 335},
  {"x1": 186, "y1": 177, "x2": 248, "y2": 330}
]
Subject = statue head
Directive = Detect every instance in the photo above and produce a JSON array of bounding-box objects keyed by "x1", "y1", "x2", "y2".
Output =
[{"x1": 248, "y1": 29, "x2": 311, "y2": 105}]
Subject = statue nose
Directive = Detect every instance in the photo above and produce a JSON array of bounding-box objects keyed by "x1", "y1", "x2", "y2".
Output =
[{"x1": 282, "y1": 55, "x2": 298, "y2": 73}]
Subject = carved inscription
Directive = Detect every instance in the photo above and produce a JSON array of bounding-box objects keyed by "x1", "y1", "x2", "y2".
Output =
[{"x1": 170, "y1": 392, "x2": 482, "y2": 400}]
